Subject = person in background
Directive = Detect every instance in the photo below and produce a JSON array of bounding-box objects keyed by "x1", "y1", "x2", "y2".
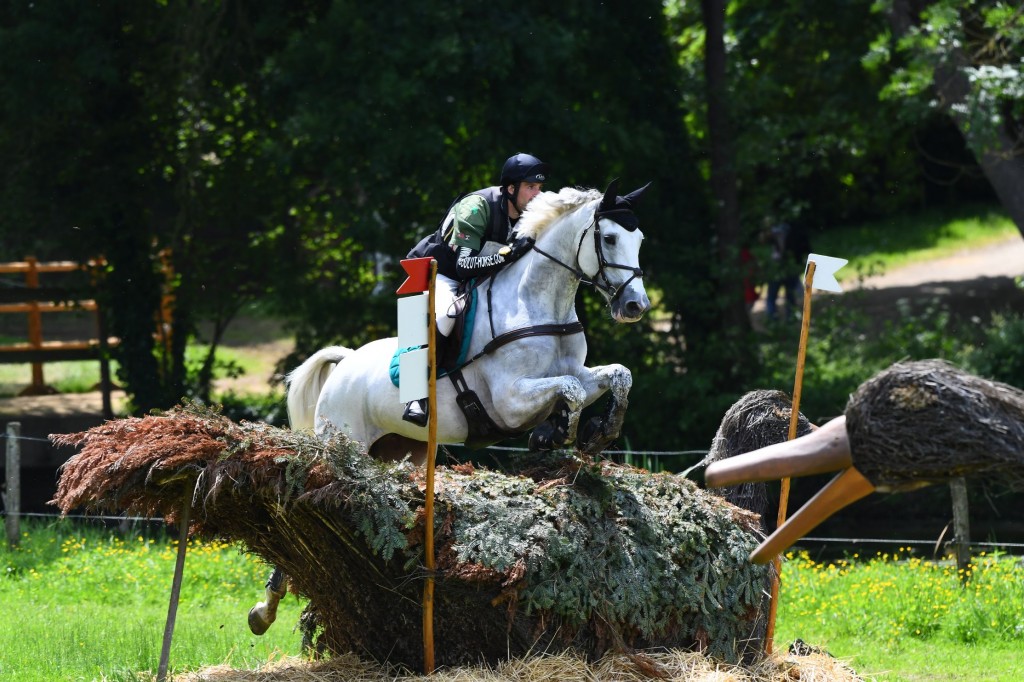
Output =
[
  {"x1": 402, "y1": 152, "x2": 550, "y2": 425},
  {"x1": 763, "y1": 219, "x2": 811, "y2": 323},
  {"x1": 740, "y1": 243, "x2": 760, "y2": 317}
]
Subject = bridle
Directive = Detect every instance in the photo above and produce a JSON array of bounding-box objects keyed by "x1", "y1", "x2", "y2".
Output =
[{"x1": 530, "y1": 207, "x2": 644, "y2": 305}]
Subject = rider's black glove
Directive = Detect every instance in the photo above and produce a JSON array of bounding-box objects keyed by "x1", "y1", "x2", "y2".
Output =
[{"x1": 501, "y1": 236, "x2": 535, "y2": 263}]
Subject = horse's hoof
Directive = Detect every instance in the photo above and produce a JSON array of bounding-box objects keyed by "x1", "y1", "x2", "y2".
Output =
[
  {"x1": 578, "y1": 416, "x2": 615, "y2": 455},
  {"x1": 529, "y1": 422, "x2": 556, "y2": 451},
  {"x1": 248, "y1": 604, "x2": 274, "y2": 635}
]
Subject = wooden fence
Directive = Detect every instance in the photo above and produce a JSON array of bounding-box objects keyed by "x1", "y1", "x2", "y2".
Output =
[{"x1": 0, "y1": 257, "x2": 118, "y2": 418}]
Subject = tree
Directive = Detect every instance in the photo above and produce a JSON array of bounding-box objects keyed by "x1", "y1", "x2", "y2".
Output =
[
  {"x1": 702, "y1": 0, "x2": 752, "y2": 339},
  {"x1": 0, "y1": 1, "x2": 326, "y2": 411},
  {"x1": 872, "y1": 0, "x2": 1024, "y2": 238}
]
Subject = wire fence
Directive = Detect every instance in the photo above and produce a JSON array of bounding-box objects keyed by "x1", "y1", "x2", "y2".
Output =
[
  {"x1": 5, "y1": 427, "x2": 1024, "y2": 555},
  {"x1": 2, "y1": 431, "x2": 711, "y2": 457},
  {"x1": 5, "y1": 510, "x2": 1024, "y2": 554}
]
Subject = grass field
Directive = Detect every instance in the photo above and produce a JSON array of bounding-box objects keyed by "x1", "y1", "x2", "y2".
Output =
[
  {"x1": 0, "y1": 520, "x2": 305, "y2": 682},
  {"x1": 775, "y1": 548, "x2": 1024, "y2": 681},
  {"x1": 812, "y1": 202, "x2": 1018, "y2": 280},
  {"x1": 2, "y1": 521, "x2": 1023, "y2": 680}
]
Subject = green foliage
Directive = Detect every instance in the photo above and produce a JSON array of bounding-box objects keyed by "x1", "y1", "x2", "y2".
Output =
[
  {"x1": 965, "y1": 304, "x2": 1024, "y2": 388},
  {"x1": 216, "y1": 390, "x2": 290, "y2": 427},
  {"x1": 310, "y1": 434, "x2": 419, "y2": 562},
  {"x1": 870, "y1": 0, "x2": 1024, "y2": 153},
  {"x1": 446, "y1": 465, "x2": 768, "y2": 660},
  {"x1": 666, "y1": 0, "x2": 918, "y2": 229},
  {"x1": 756, "y1": 295, "x2": 977, "y2": 422},
  {"x1": 813, "y1": 202, "x2": 1018, "y2": 277}
]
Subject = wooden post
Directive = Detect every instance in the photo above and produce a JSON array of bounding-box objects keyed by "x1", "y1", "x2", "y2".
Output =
[
  {"x1": 422, "y1": 259, "x2": 439, "y2": 674},
  {"x1": 4, "y1": 422, "x2": 20, "y2": 548},
  {"x1": 950, "y1": 477, "x2": 972, "y2": 584},
  {"x1": 90, "y1": 259, "x2": 115, "y2": 420},
  {"x1": 765, "y1": 260, "x2": 816, "y2": 655},
  {"x1": 24, "y1": 257, "x2": 45, "y2": 393},
  {"x1": 156, "y1": 493, "x2": 192, "y2": 682}
]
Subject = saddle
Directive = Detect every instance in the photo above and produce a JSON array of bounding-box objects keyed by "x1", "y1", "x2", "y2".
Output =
[{"x1": 389, "y1": 281, "x2": 476, "y2": 385}]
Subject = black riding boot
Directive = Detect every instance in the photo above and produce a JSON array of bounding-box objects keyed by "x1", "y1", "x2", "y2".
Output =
[{"x1": 403, "y1": 398, "x2": 428, "y2": 426}]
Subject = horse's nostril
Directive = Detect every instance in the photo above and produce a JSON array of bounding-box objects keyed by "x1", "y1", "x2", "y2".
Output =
[{"x1": 624, "y1": 301, "x2": 642, "y2": 318}]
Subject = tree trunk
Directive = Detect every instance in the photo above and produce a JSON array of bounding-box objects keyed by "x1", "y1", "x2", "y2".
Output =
[
  {"x1": 701, "y1": 0, "x2": 750, "y2": 333},
  {"x1": 890, "y1": 0, "x2": 1024, "y2": 239}
]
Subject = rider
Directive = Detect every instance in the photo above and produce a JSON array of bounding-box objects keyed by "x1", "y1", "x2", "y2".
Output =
[{"x1": 402, "y1": 152, "x2": 551, "y2": 426}]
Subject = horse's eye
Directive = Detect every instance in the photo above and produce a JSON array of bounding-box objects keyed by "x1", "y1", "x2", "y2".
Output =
[{"x1": 603, "y1": 234, "x2": 617, "y2": 246}]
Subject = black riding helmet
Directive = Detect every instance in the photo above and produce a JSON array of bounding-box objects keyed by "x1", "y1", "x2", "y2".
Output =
[
  {"x1": 500, "y1": 152, "x2": 550, "y2": 210},
  {"x1": 500, "y1": 152, "x2": 550, "y2": 185}
]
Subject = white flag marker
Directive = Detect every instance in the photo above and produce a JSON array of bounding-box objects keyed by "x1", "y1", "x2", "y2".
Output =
[
  {"x1": 805, "y1": 254, "x2": 848, "y2": 293},
  {"x1": 397, "y1": 292, "x2": 429, "y2": 348},
  {"x1": 398, "y1": 347, "x2": 429, "y2": 402}
]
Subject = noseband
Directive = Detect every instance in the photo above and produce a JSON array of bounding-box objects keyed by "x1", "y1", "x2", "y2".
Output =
[{"x1": 530, "y1": 210, "x2": 644, "y2": 305}]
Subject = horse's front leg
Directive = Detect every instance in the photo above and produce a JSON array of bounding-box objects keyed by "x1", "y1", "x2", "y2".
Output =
[
  {"x1": 492, "y1": 375, "x2": 587, "y2": 451},
  {"x1": 575, "y1": 363, "x2": 633, "y2": 455}
]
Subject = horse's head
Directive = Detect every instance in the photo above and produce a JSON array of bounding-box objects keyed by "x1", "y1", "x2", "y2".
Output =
[
  {"x1": 517, "y1": 182, "x2": 652, "y2": 323},
  {"x1": 576, "y1": 180, "x2": 652, "y2": 323}
]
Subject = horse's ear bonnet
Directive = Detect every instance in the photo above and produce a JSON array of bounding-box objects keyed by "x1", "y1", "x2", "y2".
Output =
[{"x1": 596, "y1": 179, "x2": 652, "y2": 231}]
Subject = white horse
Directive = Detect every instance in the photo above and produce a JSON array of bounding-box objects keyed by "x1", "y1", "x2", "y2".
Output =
[
  {"x1": 248, "y1": 181, "x2": 651, "y2": 635},
  {"x1": 287, "y1": 181, "x2": 651, "y2": 462}
]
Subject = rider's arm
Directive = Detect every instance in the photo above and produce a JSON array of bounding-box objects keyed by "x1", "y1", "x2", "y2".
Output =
[
  {"x1": 455, "y1": 237, "x2": 535, "y2": 278},
  {"x1": 445, "y1": 195, "x2": 490, "y2": 252},
  {"x1": 446, "y1": 195, "x2": 498, "y2": 278},
  {"x1": 446, "y1": 194, "x2": 533, "y2": 278}
]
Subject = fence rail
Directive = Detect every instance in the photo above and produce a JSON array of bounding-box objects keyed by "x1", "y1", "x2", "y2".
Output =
[{"x1": 0, "y1": 257, "x2": 118, "y2": 418}]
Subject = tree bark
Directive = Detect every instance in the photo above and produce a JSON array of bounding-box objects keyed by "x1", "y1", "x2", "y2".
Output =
[
  {"x1": 701, "y1": 0, "x2": 750, "y2": 333},
  {"x1": 890, "y1": 0, "x2": 1024, "y2": 239}
]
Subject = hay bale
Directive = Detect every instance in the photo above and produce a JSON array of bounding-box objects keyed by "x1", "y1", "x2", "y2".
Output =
[
  {"x1": 177, "y1": 649, "x2": 864, "y2": 681},
  {"x1": 705, "y1": 390, "x2": 813, "y2": 660},
  {"x1": 51, "y1": 404, "x2": 768, "y2": 669},
  {"x1": 707, "y1": 389, "x2": 814, "y2": 525},
  {"x1": 845, "y1": 359, "x2": 1024, "y2": 491}
]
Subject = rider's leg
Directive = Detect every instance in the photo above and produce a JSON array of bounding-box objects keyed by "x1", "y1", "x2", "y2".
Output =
[{"x1": 403, "y1": 275, "x2": 459, "y2": 426}]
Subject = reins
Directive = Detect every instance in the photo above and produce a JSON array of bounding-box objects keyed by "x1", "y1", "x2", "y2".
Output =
[{"x1": 530, "y1": 209, "x2": 644, "y2": 305}]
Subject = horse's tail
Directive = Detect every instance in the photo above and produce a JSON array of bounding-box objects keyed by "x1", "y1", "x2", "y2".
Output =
[{"x1": 286, "y1": 346, "x2": 353, "y2": 431}]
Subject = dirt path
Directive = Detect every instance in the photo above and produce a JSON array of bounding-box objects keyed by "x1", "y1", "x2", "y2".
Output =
[
  {"x1": 853, "y1": 236, "x2": 1023, "y2": 288},
  {"x1": 751, "y1": 236, "x2": 1024, "y2": 321}
]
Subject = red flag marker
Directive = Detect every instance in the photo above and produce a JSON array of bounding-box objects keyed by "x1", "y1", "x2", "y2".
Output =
[{"x1": 396, "y1": 257, "x2": 433, "y2": 295}]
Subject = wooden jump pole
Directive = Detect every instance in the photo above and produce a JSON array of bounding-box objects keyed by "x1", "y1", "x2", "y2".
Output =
[
  {"x1": 765, "y1": 260, "x2": 816, "y2": 655},
  {"x1": 156, "y1": 490, "x2": 192, "y2": 682},
  {"x1": 422, "y1": 259, "x2": 439, "y2": 674}
]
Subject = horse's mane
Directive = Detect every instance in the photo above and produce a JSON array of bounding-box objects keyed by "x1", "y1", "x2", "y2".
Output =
[{"x1": 514, "y1": 186, "x2": 602, "y2": 240}]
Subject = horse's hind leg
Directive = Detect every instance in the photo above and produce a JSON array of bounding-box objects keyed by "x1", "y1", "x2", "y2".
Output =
[
  {"x1": 248, "y1": 566, "x2": 287, "y2": 635},
  {"x1": 577, "y1": 364, "x2": 633, "y2": 455}
]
